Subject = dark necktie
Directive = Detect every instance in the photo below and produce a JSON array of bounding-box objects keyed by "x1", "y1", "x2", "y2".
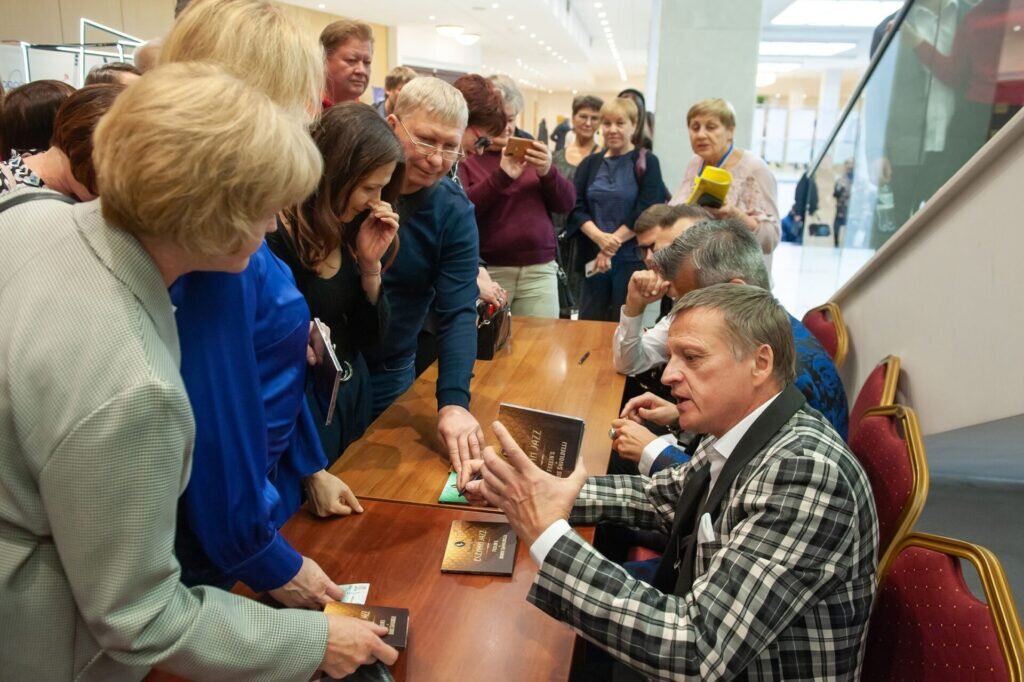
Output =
[{"x1": 651, "y1": 463, "x2": 711, "y2": 594}]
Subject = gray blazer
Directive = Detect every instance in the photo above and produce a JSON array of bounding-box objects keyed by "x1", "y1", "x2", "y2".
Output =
[{"x1": 0, "y1": 192, "x2": 327, "y2": 681}]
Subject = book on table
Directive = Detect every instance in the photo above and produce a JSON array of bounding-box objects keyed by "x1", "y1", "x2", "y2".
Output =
[
  {"x1": 441, "y1": 520, "x2": 517, "y2": 576},
  {"x1": 324, "y1": 602, "x2": 409, "y2": 649},
  {"x1": 496, "y1": 403, "x2": 585, "y2": 477}
]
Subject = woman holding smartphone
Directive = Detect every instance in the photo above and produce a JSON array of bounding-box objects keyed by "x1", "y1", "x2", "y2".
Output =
[{"x1": 568, "y1": 97, "x2": 665, "y2": 321}]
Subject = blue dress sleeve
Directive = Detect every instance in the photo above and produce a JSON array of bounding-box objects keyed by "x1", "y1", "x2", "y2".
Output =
[{"x1": 173, "y1": 270, "x2": 303, "y2": 593}]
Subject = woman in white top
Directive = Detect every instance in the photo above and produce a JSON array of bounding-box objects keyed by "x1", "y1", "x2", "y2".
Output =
[{"x1": 670, "y1": 98, "x2": 780, "y2": 271}]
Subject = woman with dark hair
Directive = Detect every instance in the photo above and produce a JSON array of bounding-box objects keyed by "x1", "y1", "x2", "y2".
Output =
[
  {"x1": 268, "y1": 101, "x2": 404, "y2": 461},
  {"x1": 0, "y1": 79, "x2": 76, "y2": 158},
  {"x1": 0, "y1": 83, "x2": 125, "y2": 197},
  {"x1": 453, "y1": 74, "x2": 506, "y2": 158}
]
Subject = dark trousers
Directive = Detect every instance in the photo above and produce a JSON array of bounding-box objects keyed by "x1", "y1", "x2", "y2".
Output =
[
  {"x1": 367, "y1": 356, "x2": 416, "y2": 420},
  {"x1": 579, "y1": 259, "x2": 645, "y2": 322}
]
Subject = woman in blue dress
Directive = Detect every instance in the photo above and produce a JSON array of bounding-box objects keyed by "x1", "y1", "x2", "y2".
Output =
[{"x1": 568, "y1": 97, "x2": 666, "y2": 321}]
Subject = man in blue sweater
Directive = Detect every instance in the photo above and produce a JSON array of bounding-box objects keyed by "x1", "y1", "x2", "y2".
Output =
[
  {"x1": 611, "y1": 219, "x2": 849, "y2": 476},
  {"x1": 366, "y1": 77, "x2": 483, "y2": 489}
]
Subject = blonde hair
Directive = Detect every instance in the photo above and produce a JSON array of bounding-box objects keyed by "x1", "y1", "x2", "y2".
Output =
[
  {"x1": 320, "y1": 19, "x2": 374, "y2": 55},
  {"x1": 94, "y1": 62, "x2": 322, "y2": 257},
  {"x1": 600, "y1": 97, "x2": 639, "y2": 127},
  {"x1": 160, "y1": 0, "x2": 324, "y2": 119},
  {"x1": 687, "y1": 98, "x2": 736, "y2": 130},
  {"x1": 488, "y1": 74, "x2": 523, "y2": 115},
  {"x1": 393, "y1": 76, "x2": 468, "y2": 129}
]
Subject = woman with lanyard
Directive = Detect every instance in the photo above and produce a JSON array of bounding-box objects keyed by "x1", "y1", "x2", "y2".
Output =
[{"x1": 670, "y1": 98, "x2": 780, "y2": 272}]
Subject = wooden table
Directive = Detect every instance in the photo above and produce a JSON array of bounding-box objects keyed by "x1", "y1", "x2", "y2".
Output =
[
  {"x1": 148, "y1": 500, "x2": 593, "y2": 682},
  {"x1": 332, "y1": 317, "x2": 624, "y2": 508}
]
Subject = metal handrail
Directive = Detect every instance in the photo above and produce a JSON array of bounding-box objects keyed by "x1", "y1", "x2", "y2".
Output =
[{"x1": 806, "y1": 0, "x2": 918, "y2": 177}]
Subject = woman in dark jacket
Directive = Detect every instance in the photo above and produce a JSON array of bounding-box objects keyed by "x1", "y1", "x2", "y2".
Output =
[
  {"x1": 567, "y1": 97, "x2": 665, "y2": 321},
  {"x1": 268, "y1": 102, "x2": 404, "y2": 463}
]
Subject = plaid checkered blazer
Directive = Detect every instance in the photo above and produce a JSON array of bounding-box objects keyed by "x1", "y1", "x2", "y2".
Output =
[{"x1": 528, "y1": 405, "x2": 879, "y2": 681}]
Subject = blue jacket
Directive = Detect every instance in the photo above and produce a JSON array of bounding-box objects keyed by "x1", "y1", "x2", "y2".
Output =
[
  {"x1": 172, "y1": 244, "x2": 325, "y2": 592},
  {"x1": 365, "y1": 177, "x2": 480, "y2": 409}
]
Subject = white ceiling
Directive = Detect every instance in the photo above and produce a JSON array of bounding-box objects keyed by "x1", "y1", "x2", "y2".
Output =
[{"x1": 289, "y1": 0, "x2": 896, "y2": 94}]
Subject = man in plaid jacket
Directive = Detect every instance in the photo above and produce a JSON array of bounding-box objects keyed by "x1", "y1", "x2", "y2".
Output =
[{"x1": 466, "y1": 284, "x2": 878, "y2": 681}]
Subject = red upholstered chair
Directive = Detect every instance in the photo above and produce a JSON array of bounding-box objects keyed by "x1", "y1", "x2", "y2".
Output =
[
  {"x1": 862, "y1": 533, "x2": 1024, "y2": 681},
  {"x1": 849, "y1": 405, "x2": 928, "y2": 578},
  {"x1": 802, "y1": 302, "x2": 849, "y2": 368},
  {"x1": 849, "y1": 354, "x2": 900, "y2": 440}
]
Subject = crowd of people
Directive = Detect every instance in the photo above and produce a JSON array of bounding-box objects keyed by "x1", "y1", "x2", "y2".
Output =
[{"x1": 0, "y1": 1, "x2": 878, "y2": 680}]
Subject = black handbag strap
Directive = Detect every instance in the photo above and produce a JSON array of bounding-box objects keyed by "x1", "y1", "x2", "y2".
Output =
[{"x1": 0, "y1": 190, "x2": 76, "y2": 214}]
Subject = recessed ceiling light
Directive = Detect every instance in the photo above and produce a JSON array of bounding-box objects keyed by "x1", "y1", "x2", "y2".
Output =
[
  {"x1": 491, "y1": 2, "x2": 499, "y2": 7},
  {"x1": 538, "y1": 39, "x2": 545, "y2": 45},
  {"x1": 436, "y1": 25, "x2": 466, "y2": 38},
  {"x1": 529, "y1": 32, "x2": 536, "y2": 38},
  {"x1": 758, "y1": 41, "x2": 856, "y2": 57},
  {"x1": 455, "y1": 32, "x2": 481, "y2": 45},
  {"x1": 771, "y1": 1, "x2": 902, "y2": 28},
  {"x1": 519, "y1": 24, "x2": 526, "y2": 30},
  {"x1": 600, "y1": 19, "x2": 609, "y2": 25},
  {"x1": 594, "y1": 2, "x2": 603, "y2": 7},
  {"x1": 598, "y1": 11, "x2": 606, "y2": 17},
  {"x1": 507, "y1": 14, "x2": 514, "y2": 20},
  {"x1": 317, "y1": 3, "x2": 325, "y2": 8}
]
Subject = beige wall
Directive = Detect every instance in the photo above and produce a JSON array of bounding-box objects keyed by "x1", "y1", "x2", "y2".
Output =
[
  {"x1": 832, "y1": 111, "x2": 1024, "y2": 436},
  {"x1": 0, "y1": 0, "x2": 389, "y2": 102}
]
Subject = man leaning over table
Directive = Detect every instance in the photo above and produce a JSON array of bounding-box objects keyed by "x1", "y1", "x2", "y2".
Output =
[
  {"x1": 364, "y1": 77, "x2": 482, "y2": 490},
  {"x1": 466, "y1": 284, "x2": 878, "y2": 681}
]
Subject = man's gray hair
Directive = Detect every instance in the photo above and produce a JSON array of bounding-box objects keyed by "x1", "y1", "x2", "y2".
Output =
[
  {"x1": 393, "y1": 76, "x2": 469, "y2": 129},
  {"x1": 652, "y1": 219, "x2": 770, "y2": 290},
  {"x1": 671, "y1": 283, "x2": 796, "y2": 387},
  {"x1": 488, "y1": 74, "x2": 524, "y2": 116}
]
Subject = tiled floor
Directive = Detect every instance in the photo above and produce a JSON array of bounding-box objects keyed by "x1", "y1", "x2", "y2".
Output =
[{"x1": 771, "y1": 242, "x2": 874, "y2": 318}]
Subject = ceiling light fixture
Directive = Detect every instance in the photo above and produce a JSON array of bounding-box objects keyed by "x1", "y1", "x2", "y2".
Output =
[
  {"x1": 436, "y1": 25, "x2": 465, "y2": 38},
  {"x1": 771, "y1": 1, "x2": 902, "y2": 28},
  {"x1": 455, "y1": 32, "x2": 481, "y2": 45},
  {"x1": 428, "y1": 15, "x2": 436, "y2": 20},
  {"x1": 598, "y1": 11, "x2": 607, "y2": 17},
  {"x1": 594, "y1": 1, "x2": 603, "y2": 7},
  {"x1": 507, "y1": 14, "x2": 514, "y2": 20},
  {"x1": 758, "y1": 41, "x2": 856, "y2": 57}
]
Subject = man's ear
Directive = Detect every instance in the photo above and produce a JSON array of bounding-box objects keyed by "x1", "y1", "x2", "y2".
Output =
[
  {"x1": 386, "y1": 114, "x2": 399, "y2": 132},
  {"x1": 728, "y1": 278, "x2": 747, "y2": 285},
  {"x1": 750, "y1": 343, "x2": 774, "y2": 387}
]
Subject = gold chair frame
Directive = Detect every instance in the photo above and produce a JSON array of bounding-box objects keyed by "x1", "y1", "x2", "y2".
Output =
[
  {"x1": 861, "y1": 404, "x2": 929, "y2": 580},
  {"x1": 806, "y1": 302, "x2": 849, "y2": 368},
  {"x1": 887, "y1": 532, "x2": 1024, "y2": 681}
]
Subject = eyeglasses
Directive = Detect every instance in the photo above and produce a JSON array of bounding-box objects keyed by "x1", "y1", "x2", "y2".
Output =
[
  {"x1": 634, "y1": 243, "x2": 656, "y2": 260},
  {"x1": 396, "y1": 117, "x2": 464, "y2": 162},
  {"x1": 471, "y1": 128, "x2": 492, "y2": 152}
]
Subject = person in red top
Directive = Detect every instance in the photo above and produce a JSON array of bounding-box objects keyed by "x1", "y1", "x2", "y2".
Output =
[
  {"x1": 457, "y1": 76, "x2": 576, "y2": 318},
  {"x1": 907, "y1": 0, "x2": 1024, "y2": 166},
  {"x1": 321, "y1": 19, "x2": 374, "y2": 108}
]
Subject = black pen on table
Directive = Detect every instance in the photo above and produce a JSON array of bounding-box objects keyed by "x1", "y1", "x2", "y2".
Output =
[{"x1": 578, "y1": 351, "x2": 590, "y2": 365}]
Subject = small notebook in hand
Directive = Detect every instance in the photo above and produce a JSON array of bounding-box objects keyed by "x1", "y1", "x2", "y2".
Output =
[
  {"x1": 309, "y1": 317, "x2": 346, "y2": 426},
  {"x1": 496, "y1": 403, "x2": 585, "y2": 478},
  {"x1": 438, "y1": 471, "x2": 470, "y2": 505},
  {"x1": 324, "y1": 602, "x2": 409, "y2": 649},
  {"x1": 441, "y1": 520, "x2": 517, "y2": 576},
  {"x1": 685, "y1": 165, "x2": 732, "y2": 209}
]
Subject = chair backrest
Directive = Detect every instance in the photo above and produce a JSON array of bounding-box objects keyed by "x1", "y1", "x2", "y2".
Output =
[
  {"x1": 862, "y1": 532, "x2": 1024, "y2": 682},
  {"x1": 849, "y1": 404, "x2": 928, "y2": 578},
  {"x1": 849, "y1": 354, "x2": 900, "y2": 439},
  {"x1": 802, "y1": 302, "x2": 849, "y2": 368}
]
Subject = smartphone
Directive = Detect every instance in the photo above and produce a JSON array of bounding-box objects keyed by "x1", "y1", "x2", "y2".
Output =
[
  {"x1": 584, "y1": 258, "x2": 598, "y2": 278},
  {"x1": 504, "y1": 137, "x2": 533, "y2": 161}
]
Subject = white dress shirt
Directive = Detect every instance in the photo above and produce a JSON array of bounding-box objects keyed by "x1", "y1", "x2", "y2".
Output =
[
  {"x1": 612, "y1": 307, "x2": 673, "y2": 375},
  {"x1": 530, "y1": 391, "x2": 782, "y2": 565}
]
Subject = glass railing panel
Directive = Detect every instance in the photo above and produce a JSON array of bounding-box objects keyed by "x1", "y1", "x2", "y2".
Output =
[{"x1": 801, "y1": 0, "x2": 1024, "y2": 296}]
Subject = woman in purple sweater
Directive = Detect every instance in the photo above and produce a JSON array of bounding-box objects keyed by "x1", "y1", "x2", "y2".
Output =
[{"x1": 457, "y1": 76, "x2": 576, "y2": 318}]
